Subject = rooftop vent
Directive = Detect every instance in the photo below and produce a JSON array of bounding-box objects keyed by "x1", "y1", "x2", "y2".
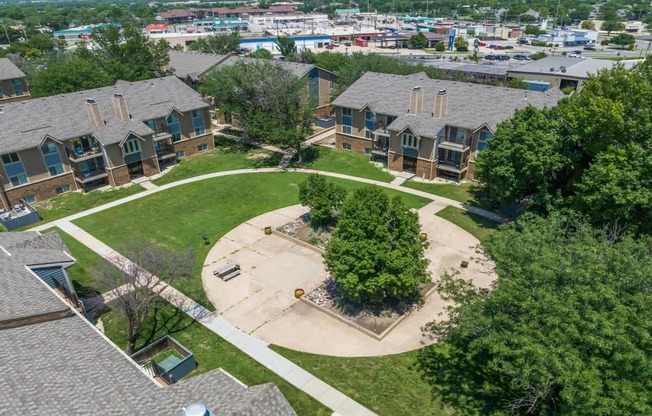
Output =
[
  {"x1": 86, "y1": 98, "x2": 96, "y2": 104},
  {"x1": 183, "y1": 403, "x2": 214, "y2": 416}
]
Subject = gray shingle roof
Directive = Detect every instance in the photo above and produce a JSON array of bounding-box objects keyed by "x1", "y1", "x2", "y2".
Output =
[
  {"x1": 220, "y1": 55, "x2": 316, "y2": 78},
  {"x1": 167, "y1": 50, "x2": 230, "y2": 81},
  {"x1": 0, "y1": 57, "x2": 25, "y2": 81},
  {"x1": 507, "y1": 56, "x2": 641, "y2": 79},
  {"x1": 332, "y1": 71, "x2": 564, "y2": 138},
  {"x1": 0, "y1": 76, "x2": 211, "y2": 154},
  {"x1": 0, "y1": 315, "x2": 297, "y2": 416},
  {"x1": 0, "y1": 230, "x2": 297, "y2": 416}
]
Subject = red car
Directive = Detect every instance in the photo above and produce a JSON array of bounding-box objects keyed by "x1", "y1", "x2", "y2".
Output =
[
  {"x1": 325, "y1": 44, "x2": 334, "y2": 50},
  {"x1": 479, "y1": 41, "x2": 487, "y2": 46}
]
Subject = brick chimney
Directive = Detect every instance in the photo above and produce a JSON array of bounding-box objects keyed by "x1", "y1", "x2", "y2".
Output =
[
  {"x1": 112, "y1": 93, "x2": 130, "y2": 122},
  {"x1": 408, "y1": 86, "x2": 424, "y2": 114},
  {"x1": 86, "y1": 98, "x2": 104, "y2": 127},
  {"x1": 434, "y1": 89, "x2": 448, "y2": 119}
]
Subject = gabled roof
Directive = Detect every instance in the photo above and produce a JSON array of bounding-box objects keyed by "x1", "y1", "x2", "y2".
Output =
[
  {"x1": 219, "y1": 55, "x2": 317, "y2": 78},
  {"x1": 332, "y1": 72, "x2": 563, "y2": 138},
  {"x1": 0, "y1": 57, "x2": 25, "y2": 81},
  {"x1": 507, "y1": 56, "x2": 641, "y2": 80},
  {"x1": 0, "y1": 76, "x2": 210, "y2": 154}
]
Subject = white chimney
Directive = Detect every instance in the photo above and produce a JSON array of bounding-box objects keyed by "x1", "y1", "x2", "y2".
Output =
[
  {"x1": 86, "y1": 98, "x2": 104, "y2": 127},
  {"x1": 434, "y1": 89, "x2": 448, "y2": 119},
  {"x1": 112, "y1": 93, "x2": 130, "y2": 122},
  {"x1": 408, "y1": 86, "x2": 424, "y2": 114}
]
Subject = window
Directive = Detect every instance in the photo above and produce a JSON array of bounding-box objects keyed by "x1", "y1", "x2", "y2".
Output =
[
  {"x1": 342, "y1": 107, "x2": 352, "y2": 132},
  {"x1": 176, "y1": 150, "x2": 185, "y2": 158},
  {"x1": 449, "y1": 127, "x2": 466, "y2": 144},
  {"x1": 192, "y1": 110, "x2": 205, "y2": 136},
  {"x1": 22, "y1": 195, "x2": 36, "y2": 204},
  {"x1": 342, "y1": 125, "x2": 352, "y2": 135},
  {"x1": 41, "y1": 142, "x2": 64, "y2": 177},
  {"x1": 365, "y1": 129, "x2": 373, "y2": 139},
  {"x1": 342, "y1": 107, "x2": 352, "y2": 116},
  {"x1": 124, "y1": 139, "x2": 141, "y2": 155},
  {"x1": 197, "y1": 143, "x2": 208, "y2": 152},
  {"x1": 2, "y1": 152, "x2": 27, "y2": 187},
  {"x1": 55, "y1": 185, "x2": 71, "y2": 195},
  {"x1": 166, "y1": 113, "x2": 181, "y2": 142},
  {"x1": 342, "y1": 142, "x2": 352, "y2": 150},
  {"x1": 387, "y1": 115, "x2": 397, "y2": 126},
  {"x1": 146, "y1": 119, "x2": 156, "y2": 131},
  {"x1": 10, "y1": 79, "x2": 24, "y2": 96},
  {"x1": 477, "y1": 131, "x2": 493, "y2": 151},
  {"x1": 402, "y1": 133, "x2": 418, "y2": 148},
  {"x1": 365, "y1": 110, "x2": 376, "y2": 131},
  {"x1": 364, "y1": 148, "x2": 371, "y2": 155}
]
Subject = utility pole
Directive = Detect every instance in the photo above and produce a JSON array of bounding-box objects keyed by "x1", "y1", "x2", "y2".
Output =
[
  {"x1": 554, "y1": 0, "x2": 561, "y2": 28},
  {"x1": 0, "y1": 18, "x2": 10, "y2": 44}
]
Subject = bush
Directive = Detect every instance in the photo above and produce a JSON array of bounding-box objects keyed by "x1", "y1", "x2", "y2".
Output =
[
  {"x1": 531, "y1": 51, "x2": 548, "y2": 60},
  {"x1": 435, "y1": 42, "x2": 446, "y2": 52},
  {"x1": 298, "y1": 174, "x2": 347, "y2": 229}
]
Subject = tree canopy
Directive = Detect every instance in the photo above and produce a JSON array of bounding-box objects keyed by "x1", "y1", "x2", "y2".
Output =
[
  {"x1": 200, "y1": 60, "x2": 313, "y2": 161},
  {"x1": 606, "y1": 32, "x2": 636, "y2": 49},
  {"x1": 417, "y1": 212, "x2": 652, "y2": 415},
  {"x1": 476, "y1": 57, "x2": 652, "y2": 234},
  {"x1": 298, "y1": 174, "x2": 347, "y2": 229},
  {"x1": 602, "y1": 20, "x2": 626, "y2": 35},
  {"x1": 324, "y1": 187, "x2": 429, "y2": 305},
  {"x1": 274, "y1": 36, "x2": 297, "y2": 57},
  {"x1": 408, "y1": 32, "x2": 428, "y2": 49},
  {"x1": 188, "y1": 32, "x2": 241, "y2": 54}
]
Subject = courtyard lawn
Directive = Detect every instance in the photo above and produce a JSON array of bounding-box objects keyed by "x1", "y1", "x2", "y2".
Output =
[
  {"x1": 27, "y1": 185, "x2": 145, "y2": 227},
  {"x1": 271, "y1": 345, "x2": 453, "y2": 416},
  {"x1": 73, "y1": 173, "x2": 430, "y2": 308},
  {"x1": 402, "y1": 180, "x2": 491, "y2": 209},
  {"x1": 152, "y1": 137, "x2": 283, "y2": 186},
  {"x1": 292, "y1": 146, "x2": 394, "y2": 183},
  {"x1": 101, "y1": 299, "x2": 330, "y2": 416},
  {"x1": 42, "y1": 227, "x2": 118, "y2": 297},
  {"x1": 435, "y1": 206, "x2": 501, "y2": 242}
]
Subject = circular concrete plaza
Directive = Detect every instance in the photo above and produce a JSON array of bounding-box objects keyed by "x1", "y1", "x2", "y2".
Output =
[{"x1": 202, "y1": 202, "x2": 495, "y2": 357}]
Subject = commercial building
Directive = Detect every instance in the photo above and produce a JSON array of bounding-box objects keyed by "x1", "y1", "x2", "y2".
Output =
[
  {"x1": 507, "y1": 56, "x2": 640, "y2": 90},
  {"x1": 0, "y1": 76, "x2": 213, "y2": 209},
  {"x1": 332, "y1": 72, "x2": 562, "y2": 181},
  {"x1": 0, "y1": 58, "x2": 29, "y2": 103},
  {"x1": 0, "y1": 230, "x2": 296, "y2": 415}
]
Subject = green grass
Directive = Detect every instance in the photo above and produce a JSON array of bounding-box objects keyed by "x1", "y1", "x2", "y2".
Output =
[
  {"x1": 435, "y1": 206, "x2": 501, "y2": 242},
  {"x1": 28, "y1": 185, "x2": 145, "y2": 227},
  {"x1": 292, "y1": 146, "x2": 394, "y2": 182},
  {"x1": 101, "y1": 299, "x2": 330, "y2": 416},
  {"x1": 153, "y1": 137, "x2": 283, "y2": 186},
  {"x1": 73, "y1": 173, "x2": 430, "y2": 308},
  {"x1": 271, "y1": 345, "x2": 452, "y2": 416},
  {"x1": 42, "y1": 226, "x2": 117, "y2": 297},
  {"x1": 402, "y1": 181, "x2": 490, "y2": 209}
]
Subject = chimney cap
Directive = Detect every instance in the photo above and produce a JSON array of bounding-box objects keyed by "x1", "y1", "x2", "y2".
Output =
[
  {"x1": 86, "y1": 98, "x2": 96, "y2": 104},
  {"x1": 113, "y1": 93, "x2": 123, "y2": 98},
  {"x1": 413, "y1": 86, "x2": 422, "y2": 91},
  {"x1": 437, "y1": 89, "x2": 447, "y2": 95}
]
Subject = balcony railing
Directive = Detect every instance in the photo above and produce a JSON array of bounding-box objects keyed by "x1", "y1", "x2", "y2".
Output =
[
  {"x1": 156, "y1": 143, "x2": 176, "y2": 160},
  {"x1": 437, "y1": 158, "x2": 468, "y2": 173},
  {"x1": 152, "y1": 125, "x2": 172, "y2": 141},
  {"x1": 72, "y1": 166, "x2": 107, "y2": 183},
  {"x1": 67, "y1": 146, "x2": 103, "y2": 162}
]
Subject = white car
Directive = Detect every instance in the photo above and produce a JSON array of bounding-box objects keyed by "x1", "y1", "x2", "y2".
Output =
[{"x1": 569, "y1": 53, "x2": 582, "y2": 58}]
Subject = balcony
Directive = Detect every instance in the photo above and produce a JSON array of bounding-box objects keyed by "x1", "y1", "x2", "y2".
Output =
[
  {"x1": 152, "y1": 125, "x2": 172, "y2": 141},
  {"x1": 437, "y1": 158, "x2": 468, "y2": 173},
  {"x1": 402, "y1": 146, "x2": 419, "y2": 158},
  {"x1": 156, "y1": 143, "x2": 177, "y2": 161},
  {"x1": 67, "y1": 146, "x2": 103, "y2": 162},
  {"x1": 371, "y1": 142, "x2": 389, "y2": 156},
  {"x1": 73, "y1": 167, "x2": 107, "y2": 183},
  {"x1": 373, "y1": 121, "x2": 390, "y2": 137},
  {"x1": 438, "y1": 139, "x2": 471, "y2": 152}
]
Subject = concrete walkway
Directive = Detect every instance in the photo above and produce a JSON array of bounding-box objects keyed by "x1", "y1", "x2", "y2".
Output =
[{"x1": 53, "y1": 217, "x2": 377, "y2": 416}]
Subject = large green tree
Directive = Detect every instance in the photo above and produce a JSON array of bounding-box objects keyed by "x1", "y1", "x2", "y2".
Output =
[
  {"x1": 200, "y1": 60, "x2": 313, "y2": 161},
  {"x1": 274, "y1": 36, "x2": 297, "y2": 57},
  {"x1": 602, "y1": 20, "x2": 625, "y2": 35},
  {"x1": 324, "y1": 187, "x2": 429, "y2": 305},
  {"x1": 417, "y1": 213, "x2": 652, "y2": 415},
  {"x1": 605, "y1": 32, "x2": 636, "y2": 49},
  {"x1": 188, "y1": 32, "x2": 241, "y2": 54},
  {"x1": 476, "y1": 57, "x2": 652, "y2": 234},
  {"x1": 408, "y1": 32, "x2": 428, "y2": 49},
  {"x1": 298, "y1": 174, "x2": 348, "y2": 228}
]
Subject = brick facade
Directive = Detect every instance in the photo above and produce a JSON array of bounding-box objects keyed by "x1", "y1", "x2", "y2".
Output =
[
  {"x1": 315, "y1": 105, "x2": 333, "y2": 118},
  {"x1": 172, "y1": 133, "x2": 214, "y2": 157},
  {"x1": 2, "y1": 173, "x2": 77, "y2": 209},
  {"x1": 335, "y1": 133, "x2": 373, "y2": 154},
  {"x1": 142, "y1": 156, "x2": 159, "y2": 178},
  {"x1": 108, "y1": 165, "x2": 131, "y2": 187}
]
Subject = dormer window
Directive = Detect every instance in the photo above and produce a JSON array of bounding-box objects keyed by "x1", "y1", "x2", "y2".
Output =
[
  {"x1": 402, "y1": 133, "x2": 418, "y2": 149},
  {"x1": 124, "y1": 138, "x2": 141, "y2": 155}
]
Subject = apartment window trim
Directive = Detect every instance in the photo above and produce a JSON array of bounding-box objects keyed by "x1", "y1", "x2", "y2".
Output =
[
  {"x1": 197, "y1": 143, "x2": 208, "y2": 152},
  {"x1": 342, "y1": 125, "x2": 352, "y2": 135},
  {"x1": 2, "y1": 152, "x2": 28, "y2": 187},
  {"x1": 192, "y1": 109, "x2": 205, "y2": 136},
  {"x1": 41, "y1": 142, "x2": 64, "y2": 177},
  {"x1": 55, "y1": 184, "x2": 71, "y2": 195},
  {"x1": 342, "y1": 142, "x2": 352, "y2": 150},
  {"x1": 123, "y1": 138, "x2": 141, "y2": 156},
  {"x1": 402, "y1": 133, "x2": 419, "y2": 149},
  {"x1": 22, "y1": 195, "x2": 36, "y2": 204},
  {"x1": 365, "y1": 129, "x2": 373, "y2": 139},
  {"x1": 166, "y1": 113, "x2": 181, "y2": 142},
  {"x1": 10, "y1": 79, "x2": 24, "y2": 96},
  {"x1": 342, "y1": 107, "x2": 352, "y2": 117}
]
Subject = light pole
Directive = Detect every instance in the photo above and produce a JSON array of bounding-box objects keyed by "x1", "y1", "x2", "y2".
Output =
[{"x1": 0, "y1": 18, "x2": 10, "y2": 44}]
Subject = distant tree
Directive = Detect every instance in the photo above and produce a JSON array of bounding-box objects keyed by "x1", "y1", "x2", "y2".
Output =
[
  {"x1": 530, "y1": 51, "x2": 548, "y2": 60},
  {"x1": 408, "y1": 31, "x2": 428, "y2": 49},
  {"x1": 454, "y1": 36, "x2": 469, "y2": 52},
  {"x1": 606, "y1": 32, "x2": 636, "y2": 49},
  {"x1": 581, "y1": 20, "x2": 596, "y2": 30},
  {"x1": 200, "y1": 61, "x2": 314, "y2": 162},
  {"x1": 247, "y1": 48, "x2": 273, "y2": 59},
  {"x1": 294, "y1": 48, "x2": 315, "y2": 64},
  {"x1": 188, "y1": 32, "x2": 241, "y2": 54},
  {"x1": 298, "y1": 174, "x2": 348, "y2": 228},
  {"x1": 602, "y1": 20, "x2": 625, "y2": 35},
  {"x1": 324, "y1": 187, "x2": 430, "y2": 305},
  {"x1": 274, "y1": 36, "x2": 297, "y2": 57},
  {"x1": 524, "y1": 24, "x2": 541, "y2": 36},
  {"x1": 506, "y1": 77, "x2": 529, "y2": 89},
  {"x1": 434, "y1": 42, "x2": 446, "y2": 52},
  {"x1": 103, "y1": 244, "x2": 193, "y2": 354},
  {"x1": 418, "y1": 213, "x2": 652, "y2": 415}
]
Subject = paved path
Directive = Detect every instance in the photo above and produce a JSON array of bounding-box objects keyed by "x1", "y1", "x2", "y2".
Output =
[{"x1": 52, "y1": 217, "x2": 377, "y2": 416}]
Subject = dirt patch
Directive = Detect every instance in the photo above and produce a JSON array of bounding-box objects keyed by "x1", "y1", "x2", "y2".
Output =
[
  {"x1": 247, "y1": 152, "x2": 271, "y2": 160},
  {"x1": 277, "y1": 213, "x2": 333, "y2": 250},
  {"x1": 304, "y1": 279, "x2": 436, "y2": 336}
]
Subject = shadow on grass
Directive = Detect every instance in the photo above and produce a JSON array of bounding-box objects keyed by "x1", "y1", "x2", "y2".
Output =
[
  {"x1": 137, "y1": 302, "x2": 198, "y2": 350},
  {"x1": 290, "y1": 146, "x2": 321, "y2": 166},
  {"x1": 214, "y1": 136, "x2": 283, "y2": 168}
]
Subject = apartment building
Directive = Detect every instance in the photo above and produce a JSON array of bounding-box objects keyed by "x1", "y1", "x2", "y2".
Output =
[
  {"x1": 167, "y1": 50, "x2": 336, "y2": 115},
  {"x1": 332, "y1": 72, "x2": 563, "y2": 181},
  {"x1": 0, "y1": 58, "x2": 29, "y2": 103},
  {"x1": 0, "y1": 76, "x2": 213, "y2": 209}
]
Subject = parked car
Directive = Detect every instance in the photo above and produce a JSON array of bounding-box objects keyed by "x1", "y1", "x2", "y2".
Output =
[
  {"x1": 496, "y1": 45, "x2": 506, "y2": 50},
  {"x1": 517, "y1": 38, "x2": 529, "y2": 45},
  {"x1": 497, "y1": 55, "x2": 511, "y2": 61},
  {"x1": 344, "y1": 41, "x2": 352, "y2": 46},
  {"x1": 569, "y1": 53, "x2": 582, "y2": 58},
  {"x1": 583, "y1": 44, "x2": 596, "y2": 51},
  {"x1": 332, "y1": 41, "x2": 340, "y2": 47},
  {"x1": 488, "y1": 44, "x2": 497, "y2": 49},
  {"x1": 325, "y1": 44, "x2": 334, "y2": 50},
  {"x1": 573, "y1": 50, "x2": 582, "y2": 55},
  {"x1": 484, "y1": 54, "x2": 497, "y2": 60},
  {"x1": 479, "y1": 41, "x2": 487, "y2": 46},
  {"x1": 505, "y1": 45, "x2": 514, "y2": 49},
  {"x1": 512, "y1": 54, "x2": 532, "y2": 61}
]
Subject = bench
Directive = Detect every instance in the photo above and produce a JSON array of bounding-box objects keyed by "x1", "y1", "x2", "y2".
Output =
[{"x1": 214, "y1": 263, "x2": 241, "y2": 281}]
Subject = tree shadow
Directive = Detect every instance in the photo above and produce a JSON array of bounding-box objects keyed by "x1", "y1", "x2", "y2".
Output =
[
  {"x1": 136, "y1": 302, "x2": 198, "y2": 351},
  {"x1": 291, "y1": 146, "x2": 320, "y2": 166}
]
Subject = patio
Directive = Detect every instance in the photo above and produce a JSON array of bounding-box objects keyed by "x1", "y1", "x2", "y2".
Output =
[{"x1": 202, "y1": 202, "x2": 495, "y2": 357}]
